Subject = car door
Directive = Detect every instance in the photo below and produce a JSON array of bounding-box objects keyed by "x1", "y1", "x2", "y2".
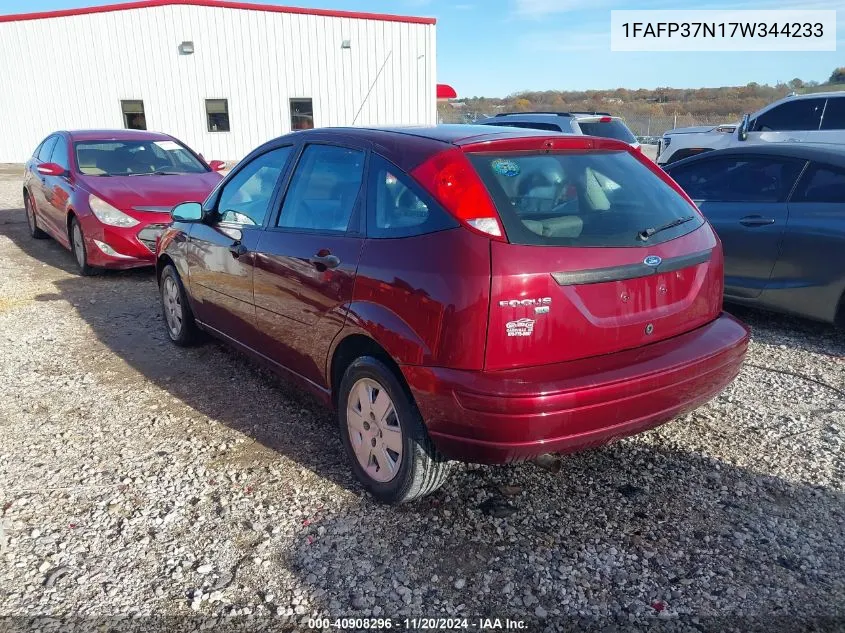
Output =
[
  {"x1": 187, "y1": 145, "x2": 294, "y2": 348},
  {"x1": 42, "y1": 134, "x2": 74, "y2": 237},
  {"x1": 748, "y1": 98, "x2": 825, "y2": 145},
  {"x1": 773, "y1": 161, "x2": 845, "y2": 322},
  {"x1": 253, "y1": 141, "x2": 367, "y2": 386},
  {"x1": 669, "y1": 154, "x2": 805, "y2": 298},
  {"x1": 30, "y1": 135, "x2": 59, "y2": 234},
  {"x1": 819, "y1": 96, "x2": 845, "y2": 142}
]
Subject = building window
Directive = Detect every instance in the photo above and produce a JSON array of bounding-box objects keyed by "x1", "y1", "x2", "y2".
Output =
[
  {"x1": 206, "y1": 99, "x2": 230, "y2": 132},
  {"x1": 290, "y1": 98, "x2": 314, "y2": 130},
  {"x1": 121, "y1": 100, "x2": 146, "y2": 130}
]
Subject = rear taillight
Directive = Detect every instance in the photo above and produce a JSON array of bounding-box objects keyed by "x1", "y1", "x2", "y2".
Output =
[
  {"x1": 410, "y1": 148, "x2": 505, "y2": 241},
  {"x1": 599, "y1": 116, "x2": 613, "y2": 122}
]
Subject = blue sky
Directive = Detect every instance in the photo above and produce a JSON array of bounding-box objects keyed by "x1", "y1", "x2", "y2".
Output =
[{"x1": 1, "y1": 0, "x2": 841, "y2": 97}]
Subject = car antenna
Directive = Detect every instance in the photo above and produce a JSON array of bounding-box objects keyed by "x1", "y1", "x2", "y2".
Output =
[{"x1": 351, "y1": 50, "x2": 393, "y2": 126}]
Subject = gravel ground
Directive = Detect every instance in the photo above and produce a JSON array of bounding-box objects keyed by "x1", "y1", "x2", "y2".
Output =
[{"x1": 0, "y1": 165, "x2": 843, "y2": 632}]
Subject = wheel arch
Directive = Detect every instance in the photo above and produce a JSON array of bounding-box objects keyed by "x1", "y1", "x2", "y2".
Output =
[
  {"x1": 156, "y1": 253, "x2": 175, "y2": 284},
  {"x1": 66, "y1": 208, "x2": 78, "y2": 236},
  {"x1": 328, "y1": 332, "x2": 409, "y2": 410}
]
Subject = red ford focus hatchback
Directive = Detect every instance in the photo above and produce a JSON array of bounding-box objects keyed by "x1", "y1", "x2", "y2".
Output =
[
  {"x1": 157, "y1": 125, "x2": 749, "y2": 503},
  {"x1": 23, "y1": 130, "x2": 225, "y2": 274}
]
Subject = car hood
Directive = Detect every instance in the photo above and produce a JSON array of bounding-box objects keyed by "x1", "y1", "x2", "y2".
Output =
[
  {"x1": 664, "y1": 124, "x2": 736, "y2": 136},
  {"x1": 81, "y1": 172, "x2": 222, "y2": 212}
]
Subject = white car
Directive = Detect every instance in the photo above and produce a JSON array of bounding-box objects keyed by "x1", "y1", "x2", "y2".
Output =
[
  {"x1": 657, "y1": 91, "x2": 845, "y2": 165},
  {"x1": 477, "y1": 112, "x2": 641, "y2": 150}
]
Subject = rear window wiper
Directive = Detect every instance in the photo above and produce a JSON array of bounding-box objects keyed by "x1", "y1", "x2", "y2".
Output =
[{"x1": 638, "y1": 215, "x2": 695, "y2": 241}]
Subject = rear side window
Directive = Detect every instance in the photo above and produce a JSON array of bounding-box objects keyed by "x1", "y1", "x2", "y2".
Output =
[
  {"x1": 470, "y1": 150, "x2": 702, "y2": 247},
  {"x1": 37, "y1": 136, "x2": 57, "y2": 162},
  {"x1": 367, "y1": 155, "x2": 457, "y2": 238},
  {"x1": 820, "y1": 97, "x2": 845, "y2": 130},
  {"x1": 485, "y1": 121, "x2": 564, "y2": 132},
  {"x1": 277, "y1": 144, "x2": 365, "y2": 232},
  {"x1": 670, "y1": 156, "x2": 805, "y2": 203},
  {"x1": 753, "y1": 98, "x2": 825, "y2": 132},
  {"x1": 792, "y1": 164, "x2": 845, "y2": 203},
  {"x1": 576, "y1": 120, "x2": 637, "y2": 144}
]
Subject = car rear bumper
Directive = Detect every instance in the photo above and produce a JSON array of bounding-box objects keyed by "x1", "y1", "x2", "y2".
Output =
[{"x1": 402, "y1": 312, "x2": 749, "y2": 464}]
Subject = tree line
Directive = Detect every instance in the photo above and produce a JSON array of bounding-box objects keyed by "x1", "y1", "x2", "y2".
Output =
[{"x1": 452, "y1": 71, "x2": 845, "y2": 120}]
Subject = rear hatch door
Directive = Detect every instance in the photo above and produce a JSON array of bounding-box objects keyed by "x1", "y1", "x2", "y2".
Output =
[{"x1": 466, "y1": 145, "x2": 723, "y2": 370}]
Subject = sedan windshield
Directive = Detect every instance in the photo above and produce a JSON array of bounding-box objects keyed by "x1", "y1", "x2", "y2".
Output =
[{"x1": 74, "y1": 140, "x2": 208, "y2": 176}]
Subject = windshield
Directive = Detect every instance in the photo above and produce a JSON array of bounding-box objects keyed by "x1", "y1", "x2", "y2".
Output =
[
  {"x1": 74, "y1": 140, "x2": 208, "y2": 176},
  {"x1": 469, "y1": 150, "x2": 702, "y2": 247},
  {"x1": 576, "y1": 120, "x2": 637, "y2": 144}
]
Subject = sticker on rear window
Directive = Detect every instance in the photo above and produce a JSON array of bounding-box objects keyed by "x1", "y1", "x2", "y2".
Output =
[
  {"x1": 154, "y1": 141, "x2": 182, "y2": 151},
  {"x1": 491, "y1": 159, "x2": 520, "y2": 177}
]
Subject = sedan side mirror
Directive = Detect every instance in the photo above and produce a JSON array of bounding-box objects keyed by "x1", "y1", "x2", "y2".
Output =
[
  {"x1": 37, "y1": 162, "x2": 67, "y2": 177},
  {"x1": 737, "y1": 113, "x2": 750, "y2": 142},
  {"x1": 171, "y1": 201, "x2": 205, "y2": 222},
  {"x1": 209, "y1": 160, "x2": 227, "y2": 172}
]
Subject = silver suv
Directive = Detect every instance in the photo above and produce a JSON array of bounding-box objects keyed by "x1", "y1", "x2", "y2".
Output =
[
  {"x1": 657, "y1": 91, "x2": 845, "y2": 165},
  {"x1": 477, "y1": 112, "x2": 640, "y2": 149}
]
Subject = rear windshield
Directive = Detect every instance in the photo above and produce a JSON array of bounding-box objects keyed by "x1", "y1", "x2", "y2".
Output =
[
  {"x1": 469, "y1": 150, "x2": 702, "y2": 247},
  {"x1": 576, "y1": 120, "x2": 637, "y2": 144},
  {"x1": 74, "y1": 140, "x2": 208, "y2": 176}
]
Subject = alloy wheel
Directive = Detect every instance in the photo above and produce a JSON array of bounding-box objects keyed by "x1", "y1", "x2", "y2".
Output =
[
  {"x1": 346, "y1": 377, "x2": 403, "y2": 483},
  {"x1": 25, "y1": 195, "x2": 35, "y2": 233},
  {"x1": 162, "y1": 276, "x2": 183, "y2": 338},
  {"x1": 72, "y1": 223, "x2": 85, "y2": 269}
]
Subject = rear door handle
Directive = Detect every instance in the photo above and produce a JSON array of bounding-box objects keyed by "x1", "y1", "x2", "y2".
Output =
[
  {"x1": 309, "y1": 253, "x2": 340, "y2": 269},
  {"x1": 229, "y1": 242, "x2": 248, "y2": 258},
  {"x1": 739, "y1": 215, "x2": 776, "y2": 227}
]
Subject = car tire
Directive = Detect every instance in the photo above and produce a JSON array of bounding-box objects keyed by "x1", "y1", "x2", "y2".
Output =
[
  {"x1": 159, "y1": 263, "x2": 200, "y2": 347},
  {"x1": 24, "y1": 191, "x2": 47, "y2": 239},
  {"x1": 338, "y1": 356, "x2": 453, "y2": 504},
  {"x1": 69, "y1": 217, "x2": 101, "y2": 276}
]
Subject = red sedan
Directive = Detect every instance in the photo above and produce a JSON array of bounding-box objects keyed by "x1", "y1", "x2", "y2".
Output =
[
  {"x1": 157, "y1": 125, "x2": 750, "y2": 503},
  {"x1": 23, "y1": 130, "x2": 224, "y2": 274}
]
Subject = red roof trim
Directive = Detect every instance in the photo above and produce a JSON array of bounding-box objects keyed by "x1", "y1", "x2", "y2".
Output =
[{"x1": 0, "y1": 0, "x2": 436, "y2": 25}]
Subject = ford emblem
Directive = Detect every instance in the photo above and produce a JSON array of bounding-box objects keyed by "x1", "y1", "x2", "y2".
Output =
[{"x1": 643, "y1": 255, "x2": 662, "y2": 267}]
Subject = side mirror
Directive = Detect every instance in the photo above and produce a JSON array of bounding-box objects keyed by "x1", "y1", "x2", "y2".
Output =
[
  {"x1": 37, "y1": 162, "x2": 66, "y2": 177},
  {"x1": 209, "y1": 160, "x2": 227, "y2": 172},
  {"x1": 171, "y1": 201, "x2": 204, "y2": 223},
  {"x1": 737, "y1": 113, "x2": 750, "y2": 141}
]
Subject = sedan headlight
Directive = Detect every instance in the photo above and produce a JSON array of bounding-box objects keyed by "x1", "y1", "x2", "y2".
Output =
[{"x1": 89, "y1": 194, "x2": 139, "y2": 228}]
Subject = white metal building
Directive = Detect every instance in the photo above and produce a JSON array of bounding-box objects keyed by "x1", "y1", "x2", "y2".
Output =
[{"x1": 0, "y1": 0, "x2": 437, "y2": 163}]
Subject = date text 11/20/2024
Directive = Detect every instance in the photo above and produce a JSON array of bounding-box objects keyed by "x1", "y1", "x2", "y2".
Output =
[{"x1": 307, "y1": 618, "x2": 528, "y2": 630}]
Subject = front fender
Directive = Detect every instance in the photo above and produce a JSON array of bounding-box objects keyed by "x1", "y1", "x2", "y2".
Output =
[{"x1": 156, "y1": 226, "x2": 191, "y2": 287}]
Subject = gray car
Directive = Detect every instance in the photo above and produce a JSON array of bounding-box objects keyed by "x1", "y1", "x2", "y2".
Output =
[{"x1": 665, "y1": 144, "x2": 845, "y2": 325}]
